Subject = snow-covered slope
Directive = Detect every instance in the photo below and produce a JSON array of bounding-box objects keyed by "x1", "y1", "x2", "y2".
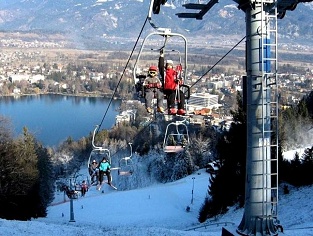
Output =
[{"x1": 1, "y1": 167, "x2": 313, "y2": 235}]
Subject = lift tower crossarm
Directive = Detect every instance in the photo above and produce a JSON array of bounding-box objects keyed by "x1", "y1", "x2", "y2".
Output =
[
  {"x1": 176, "y1": 0, "x2": 219, "y2": 20},
  {"x1": 182, "y1": 3, "x2": 208, "y2": 9}
]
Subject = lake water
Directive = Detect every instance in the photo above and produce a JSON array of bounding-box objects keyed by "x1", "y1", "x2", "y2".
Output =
[{"x1": 0, "y1": 94, "x2": 121, "y2": 147}]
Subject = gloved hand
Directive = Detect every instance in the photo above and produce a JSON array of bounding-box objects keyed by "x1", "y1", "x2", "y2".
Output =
[{"x1": 176, "y1": 65, "x2": 182, "y2": 71}]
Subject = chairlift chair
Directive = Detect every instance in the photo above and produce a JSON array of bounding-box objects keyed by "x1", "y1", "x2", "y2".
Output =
[
  {"x1": 133, "y1": 1, "x2": 191, "y2": 115},
  {"x1": 133, "y1": 32, "x2": 191, "y2": 119},
  {"x1": 133, "y1": 29, "x2": 189, "y2": 88},
  {"x1": 87, "y1": 148, "x2": 111, "y2": 168},
  {"x1": 163, "y1": 120, "x2": 190, "y2": 153},
  {"x1": 87, "y1": 126, "x2": 113, "y2": 184},
  {"x1": 87, "y1": 126, "x2": 112, "y2": 168},
  {"x1": 73, "y1": 173, "x2": 89, "y2": 188},
  {"x1": 118, "y1": 143, "x2": 134, "y2": 176},
  {"x1": 61, "y1": 185, "x2": 79, "y2": 199},
  {"x1": 118, "y1": 157, "x2": 134, "y2": 176},
  {"x1": 133, "y1": 29, "x2": 188, "y2": 86}
]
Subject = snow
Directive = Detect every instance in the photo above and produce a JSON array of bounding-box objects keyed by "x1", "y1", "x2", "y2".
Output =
[
  {"x1": 1, "y1": 169, "x2": 313, "y2": 235},
  {"x1": 282, "y1": 147, "x2": 309, "y2": 161}
]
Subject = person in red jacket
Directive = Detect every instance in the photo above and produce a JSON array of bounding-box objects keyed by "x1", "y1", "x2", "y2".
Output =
[
  {"x1": 159, "y1": 50, "x2": 186, "y2": 115},
  {"x1": 81, "y1": 180, "x2": 88, "y2": 197}
]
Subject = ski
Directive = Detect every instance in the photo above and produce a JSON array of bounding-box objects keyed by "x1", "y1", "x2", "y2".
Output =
[
  {"x1": 107, "y1": 183, "x2": 117, "y2": 190},
  {"x1": 96, "y1": 182, "x2": 117, "y2": 191}
]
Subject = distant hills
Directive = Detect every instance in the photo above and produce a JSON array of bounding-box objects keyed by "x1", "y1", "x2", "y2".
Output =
[{"x1": 0, "y1": 0, "x2": 313, "y2": 50}]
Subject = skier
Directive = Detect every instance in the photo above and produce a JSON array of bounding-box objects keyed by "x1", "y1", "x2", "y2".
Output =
[
  {"x1": 159, "y1": 50, "x2": 186, "y2": 115},
  {"x1": 143, "y1": 65, "x2": 164, "y2": 114},
  {"x1": 97, "y1": 157, "x2": 112, "y2": 190},
  {"x1": 81, "y1": 180, "x2": 88, "y2": 197},
  {"x1": 89, "y1": 160, "x2": 99, "y2": 185}
]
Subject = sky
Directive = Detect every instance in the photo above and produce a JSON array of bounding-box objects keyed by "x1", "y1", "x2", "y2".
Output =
[{"x1": 1, "y1": 152, "x2": 313, "y2": 236}]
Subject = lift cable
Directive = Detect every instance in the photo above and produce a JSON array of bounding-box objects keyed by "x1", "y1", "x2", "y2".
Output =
[
  {"x1": 189, "y1": 35, "x2": 246, "y2": 90},
  {"x1": 97, "y1": 16, "x2": 149, "y2": 131}
]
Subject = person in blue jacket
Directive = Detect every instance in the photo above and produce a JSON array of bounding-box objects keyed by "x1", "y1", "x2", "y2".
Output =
[{"x1": 98, "y1": 157, "x2": 112, "y2": 188}]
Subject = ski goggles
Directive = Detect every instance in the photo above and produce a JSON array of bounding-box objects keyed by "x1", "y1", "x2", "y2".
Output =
[{"x1": 149, "y1": 71, "x2": 157, "y2": 76}]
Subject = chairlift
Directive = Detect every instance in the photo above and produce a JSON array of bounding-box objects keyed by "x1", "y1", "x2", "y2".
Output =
[
  {"x1": 133, "y1": 0, "x2": 190, "y2": 97},
  {"x1": 87, "y1": 126, "x2": 112, "y2": 167},
  {"x1": 73, "y1": 173, "x2": 89, "y2": 187},
  {"x1": 87, "y1": 125, "x2": 113, "y2": 184},
  {"x1": 118, "y1": 143, "x2": 134, "y2": 176},
  {"x1": 133, "y1": 0, "x2": 191, "y2": 116},
  {"x1": 61, "y1": 185, "x2": 79, "y2": 199},
  {"x1": 133, "y1": 29, "x2": 188, "y2": 86},
  {"x1": 163, "y1": 119, "x2": 190, "y2": 153},
  {"x1": 133, "y1": 31, "x2": 191, "y2": 119}
]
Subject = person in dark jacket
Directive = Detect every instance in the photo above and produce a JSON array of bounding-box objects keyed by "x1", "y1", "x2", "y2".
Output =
[
  {"x1": 159, "y1": 50, "x2": 186, "y2": 115},
  {"x1": 143, "y1": 65, "x2": 164, "y2": 114},
  {"x1": 89, "y1": 160, "x2": 99, "y2": 185}
]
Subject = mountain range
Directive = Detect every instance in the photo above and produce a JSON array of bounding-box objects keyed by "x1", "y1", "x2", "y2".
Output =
[{"x1": 0, "y1": 0, "x2": 313, "y2": 50}]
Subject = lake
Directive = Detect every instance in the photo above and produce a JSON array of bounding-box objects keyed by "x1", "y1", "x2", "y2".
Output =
[{"x1": 0, "y1": 94, "x2": 121, "y2": 147}]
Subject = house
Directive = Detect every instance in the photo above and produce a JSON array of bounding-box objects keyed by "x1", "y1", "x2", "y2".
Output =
[
  {"x1": 9, "y1": 74, "x2": 30, "y2": 83},
  {"x1": 186, "y1": 93, "x2": 220, "y2": 113},
  {"x1": 13, "y1": 87, "x2": 21, "y2": 94},
  {"x1": 29, "y1": 74, "x2": 45, "y2": 84},
  {"x1": 115, "y1": 110, "x2": 137, "y2": 125}
]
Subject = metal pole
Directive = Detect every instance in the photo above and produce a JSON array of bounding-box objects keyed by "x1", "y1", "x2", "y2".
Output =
[
  {"x1": 69, "y1": 198, "x2": 75, "y2": 222},
  {"x1": 191, "y1": 177, "x2": 195, "y2": 204},
  {"x1": 69, "y1": 178, "x2": 75, "y2": 222},
  {"x1": 237, "y1": 2, "x2": 278, "y2": 235}
]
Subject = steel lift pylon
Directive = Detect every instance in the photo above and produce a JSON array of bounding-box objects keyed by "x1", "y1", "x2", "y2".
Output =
[
  {"x1": 177, "y1": 0, "x2": 279, "y2": 235},
  {"x1": 237, "y1": 0, "x2": 279, "y2": 235}
]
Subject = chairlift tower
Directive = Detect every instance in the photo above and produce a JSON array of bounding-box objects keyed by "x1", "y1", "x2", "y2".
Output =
[
  {"x1": 236, "y1": 0, "x2": 279, "y2": 235},
  {"x1": 177, "y1": 0, "x2": 279, "y2": 235}
]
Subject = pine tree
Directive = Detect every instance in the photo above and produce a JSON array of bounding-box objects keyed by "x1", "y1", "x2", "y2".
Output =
[
  {"x1": 35, "y1": 143, "x2": 55, "y2": 217},
  {"x1": 0, "y1": 123, "x2": 55, "y2": 220},
  {"x1": 198, "y1": 92, "x2": 246, "y2": 221},
  {"x1": 305, "y1": 91, "x2": 313, "y2": 118},
  {"x1": 12, "y1": 127, "x2": 39, "y2": 196},
  {"x1": 290, "y1": 152, "x2": 302, "y2": 186},
  {"x1": 279, "y1": 91, "x2": 313, "y2": 185},
  {"x1": 300, "y1": 146, "x2": 313, "y2": 185}
]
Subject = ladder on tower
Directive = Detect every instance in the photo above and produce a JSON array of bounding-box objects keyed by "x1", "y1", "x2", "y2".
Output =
[{"x1": 260, "y1": 0, "x2": 279, "y2": 220}]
